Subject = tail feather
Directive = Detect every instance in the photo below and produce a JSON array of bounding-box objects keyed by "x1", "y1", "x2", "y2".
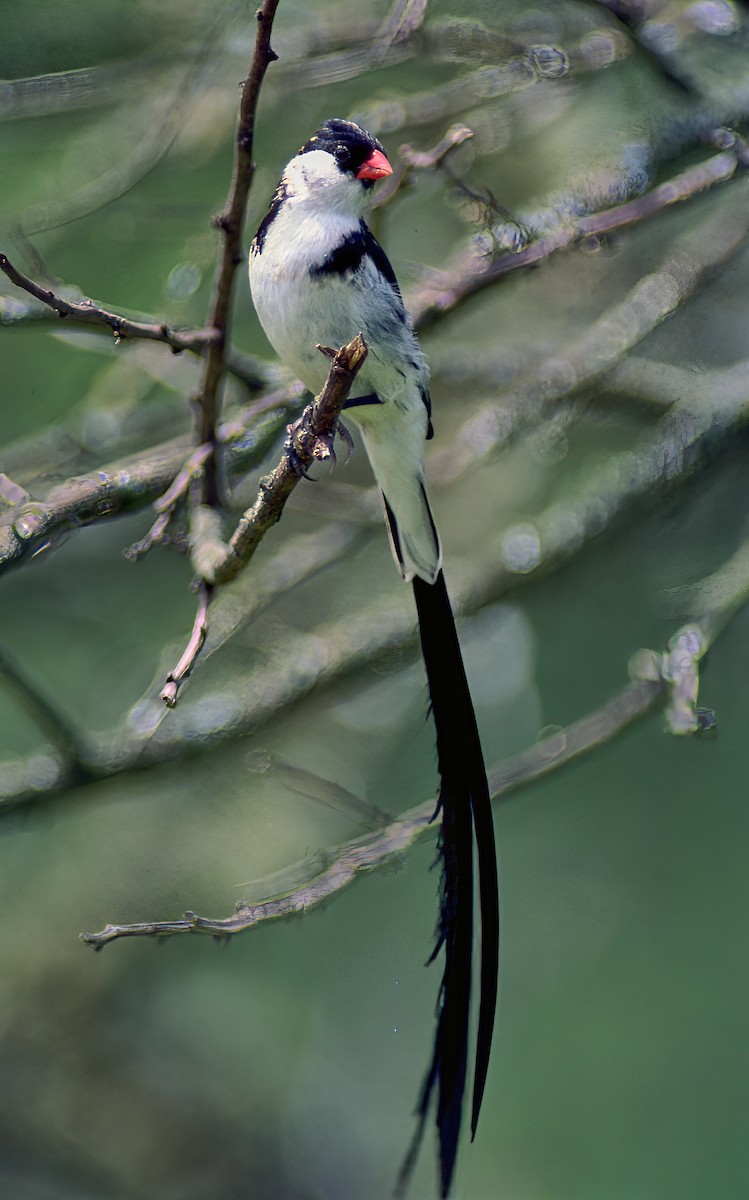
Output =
[
  {"x1": 381, "y1": 485, "x2": 441, "y2": 585},
  {"x1": 397, "y1": 570, "x2": 499, "y2": 1197}
]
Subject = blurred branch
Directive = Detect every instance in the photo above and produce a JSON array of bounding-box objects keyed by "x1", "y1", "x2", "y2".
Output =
[
  {"x1": 356, "y1": 28, "x2": 578, "y2": 136},
  {"x1": 202, "y1": 523, "x2": 364, "y2": 642},
  {"x1": 577, "y1": 143, "x2": 749, "y2": 236},
  {"x1": 79, "y1": 589, "x2": 736, "y2": 950},
  {"x1": 124, "y1": 442, "x2": 215, "y2": 562},
  {"x1": 0, "y1": 395, "x2": 298, "y2": 577},
  {"x1": 0, "y1": 646, "x2": 94, "y2": 782},
  {"x1": 195, "y1": 0, "x2": 281, "y2": 506},
  {"x1": 399, "y1": 124, "x2": 474, "y2": 170},
  {"x1": 488, "y1": 376, "x2": 749, "y2": 596},
  {"x1": 0, "y1": 54, "x2": 187, "y2": 120},
  {"x1": 3, "y1": 4, "x2": 264, "y2": 249},
  {"x1": 371, "y1": 123, "x2": 475, "y2": 211},
  {"x1": 410, "y1": 149, "x2": 741, "y2": 329},
  {"x1": 124, "y1": 520, "x2": 366, "y2": 751},
  {"x1": 273, "y1": 757, "x2": 393, "y2": 829},
  {"x1": 11, "y1": 54, "x2": 214, "y2": 241},
  {"x1": 268, "y1": 0, "x2": 426, "y2": 92},
  {"x1": 433, "y1": 176, "x2": 749, "y2": 479},
  {"x1": 590, "y1": 0, "x2": 695, "y2": 95},
  {"x1": 677, "y1": 525, "x2": 749, "y2": 631},
  {"x1": 375, "y1": 0, "x2": 429, "y2": 54}
]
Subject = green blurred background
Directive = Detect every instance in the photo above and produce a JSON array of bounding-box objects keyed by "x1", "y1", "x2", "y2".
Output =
[{"x1": 1, "y1": 1, "x2": 748, "y2": 1197}]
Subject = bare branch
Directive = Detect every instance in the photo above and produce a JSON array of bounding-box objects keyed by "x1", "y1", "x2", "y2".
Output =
[
  {"x1": 0, "y1": 282, "x2": 272, "y2": 392},
  {"x1": 0, "y1": 253, "x2": 220, "y2": 353},
  {"x1": 150, "y1": 335, "x2": 367, "y2": 705},
  {"x1": 371, "y1": 123, "x2": 474, "y2": 212},
  {"x1": 123, "y1": 441, "x2": 214, "y2": 562},
  {"x1": 160, "y1": 582, "x2": 213, "y2": 708},
  {"x1": 195, "y1": 0, "x2": 282, "y2": 506},
  {"x1": 398, "y1": 123, "x2": 474, "y2": 171},
  {"x1": 80, "y1": 808, "x2": 433, "y2": 950},
  {"x1": 575, "y1": 152, "x2": 742, "y2": 237},
  {"x1": 209, "y1": 335, "x2": 368, "y2": 585}
]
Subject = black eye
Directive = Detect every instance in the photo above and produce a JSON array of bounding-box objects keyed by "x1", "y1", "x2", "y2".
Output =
[{"x1": 334, "y1": 144, "x2": 352, "y2": 170}]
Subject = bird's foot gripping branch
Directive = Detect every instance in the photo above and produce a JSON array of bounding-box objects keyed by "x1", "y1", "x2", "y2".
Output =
[
  {"x1": 158, "y1": 335, "x2": 368, "y2": 707},
  {"x1": 283, "y1": 346, "x2": 359, "y2": 477}
]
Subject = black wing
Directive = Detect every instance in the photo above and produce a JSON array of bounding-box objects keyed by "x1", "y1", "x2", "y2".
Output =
[
  {"x1": 252, "y1": 181, "x2": 289, "y2": 254},
  {"x1": 309, "y1": 220, "x2": 402, "y2": 296}
]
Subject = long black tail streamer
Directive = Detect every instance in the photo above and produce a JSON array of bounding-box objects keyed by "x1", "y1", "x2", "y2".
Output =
[{"x1": 396, "y1": 570, "x2": 499, "y2": 1198}]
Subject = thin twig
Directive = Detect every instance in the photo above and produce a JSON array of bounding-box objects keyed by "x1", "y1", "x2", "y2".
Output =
[
  {"x1": 155, "y1": 443, "x2": 215, "y2": 515},
  {"x1": 195, "y1": 0, "x2": 282, "y2": 506},
  {"x1": 0, "y1": 253, "x2": 220, "y2": 353},
  {"x1": 160, "y1": 583, "x2": 213, "y2": 708},
  {"x1": 0, "y1": 286, "x2": 271, "y2": 392},
  {"x1": 371, "y1": 123, "x2": 474, "y2": 211},
  {"x1": 123, "y1": 511, "x2": 174, "y2": 564},
  {"x1": 123, "y1": 442, "x2": 214, "y2": 562}
]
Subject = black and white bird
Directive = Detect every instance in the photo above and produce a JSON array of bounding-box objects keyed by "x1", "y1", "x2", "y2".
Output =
[{"x1": 249, "y1": 118, "x2": 499, "y2": 1198}]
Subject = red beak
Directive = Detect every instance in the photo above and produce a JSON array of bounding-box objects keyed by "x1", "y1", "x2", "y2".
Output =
[{"x1": 356, "y1": 149, "x2": 393, "y2": 181}]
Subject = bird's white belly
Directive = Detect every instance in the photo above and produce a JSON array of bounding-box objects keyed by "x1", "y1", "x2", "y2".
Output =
[
  {"x1": 256, "y1": 275, "x2": 347, "y2": 385},
  {"x1": 250, "y1": 249, "x2": 410, "y2": 407}
]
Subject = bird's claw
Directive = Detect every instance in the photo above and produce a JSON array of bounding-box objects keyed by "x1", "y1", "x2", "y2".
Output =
[
  {"x1": 314, "y1": 419, "x2": 354, "y2": 467},
  {"x1": 284, "y1": 415, "x2": 354, "y2": 477},
  {"x1": 336, "y1": 418, "x2": 354, "y2": 463},
  {"x1": 284, "y1": 419, "x2": 316, "y2": 479}
]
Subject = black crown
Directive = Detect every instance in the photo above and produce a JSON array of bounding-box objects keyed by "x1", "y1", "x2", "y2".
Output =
[{"x1": 299, "y1": 118, "x2": 385, "y2": 178}]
